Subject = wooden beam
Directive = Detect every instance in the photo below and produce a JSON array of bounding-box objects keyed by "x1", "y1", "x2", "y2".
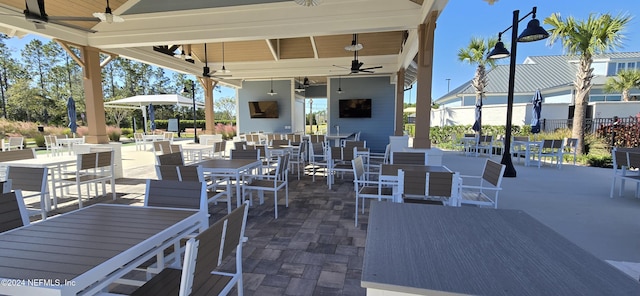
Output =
[
  {"x1": 310, "y1": 36, "x2": 319, "y2": 59},
  {"x1": 266, "y1": 39, "x2": 279, "y2": 61},
  {"x1": 56, "y1": 40, "x2": 85, "y2": 70}
]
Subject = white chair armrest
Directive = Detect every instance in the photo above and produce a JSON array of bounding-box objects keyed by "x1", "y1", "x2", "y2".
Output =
[{"x1": 460, "y1": 184, "x2": 502, "y2": 191}]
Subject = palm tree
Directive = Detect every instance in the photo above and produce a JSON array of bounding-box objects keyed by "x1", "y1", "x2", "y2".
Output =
[
  {"x1": 457, "y1": 37, "x2": 498, "y2": 135},
  {"x1": 603, "y1": 69, "x2": 640, "y2": 101},
  {"x1": 544, "y1": 13, "x2": 631, "y2": 155}
]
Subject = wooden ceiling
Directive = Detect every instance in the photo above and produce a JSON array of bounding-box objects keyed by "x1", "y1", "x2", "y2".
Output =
[{"x1": 0, "y1": 0, "x2": 446, "y2": 86}]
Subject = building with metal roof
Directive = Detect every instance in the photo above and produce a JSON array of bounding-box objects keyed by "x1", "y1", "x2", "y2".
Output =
[{"x1": 435, "y1": 52, "x2": 640, "y2": 107}]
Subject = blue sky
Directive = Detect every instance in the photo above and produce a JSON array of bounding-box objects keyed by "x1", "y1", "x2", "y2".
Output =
[
  {"x1": 429, "y1": 0, "x2": 640, "y2": 101},
  {"x1": 5, "y1": 0, "x2": 640, "y2": 110}
]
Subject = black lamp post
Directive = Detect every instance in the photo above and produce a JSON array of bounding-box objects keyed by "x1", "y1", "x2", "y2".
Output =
[
  {"x1": 487, "y1": 7, "x2": 549, "y2": 177},
  {"x1": 182, "y1": 80, "x2": 198, "y2": 143}
]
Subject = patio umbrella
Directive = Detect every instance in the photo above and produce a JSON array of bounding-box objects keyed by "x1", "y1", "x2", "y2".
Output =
[
  {"x1": 148, "y1": 104, "x2": 156, "y2": 131},
  {"x1": 531, "y1": 89, "x2": 543, "y2": 134},
  {"x1": 66, "y1": 97, "x2": 77, "y2": 136},
  {"x1": 472, "y1": 99, "x2": 482, "y2": 133}
]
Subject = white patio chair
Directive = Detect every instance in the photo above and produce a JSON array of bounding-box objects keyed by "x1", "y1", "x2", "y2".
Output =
[
  {"x1": 44, "y1": 135, "x2": 64, "y2": 156},
  {"x1": 308, "y1": 141, "x2": 329, "y2": 182},
  {"x1": 0, "y1": 190, "x2": 30, "y2": 233},
  {"x1": 133, "y1": 132, "x2": 146, "y2": 151},
  {"x1": 459, "y1": 159, "x2": 505, "y2": 209},
  {"x1": 391, "y1": 151, "x2": 427, "y2": 165},
  {"x1": 351, "y1": 156, "x2": 401, "y2": 227},
  {"x1": 289, "y1": 140, "x2": 306, "y2": 180},
  {"x1": 131, "y1": 202, "x2": 249, "y2": 296},
  {"x1": 58, "y1": 150, "x2": 116, "y2": 208},
  {"x1": 511, "y1": 136, "x2": 530, "y2": 164},
  {"x1": 163, "y1": 132, "x2": 174, "y2": 143},
  {"x1": 6, "y1": 166, "x2": 49, "y2": 219},
  {"x1": 563, "y1": 137, "x2": 579, "y2": 165},
  {"x1": 155, "y1": 165, "x2": 232, "y2": 214},
  {"x1": 156, "y1": 151, "x2": 185, "y2": 166},
  {"x1": 2, "y1": 137, "x2": 23, "y2": 151},
  {"x1": 242, "y1": 153, "x2": 289, "y2": 219},
  {"x1": 534, "y1": 139, "x2": 564, "y2": 168}
]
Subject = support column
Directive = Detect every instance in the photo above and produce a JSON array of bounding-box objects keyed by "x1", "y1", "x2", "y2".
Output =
[
  {"x1": 198, "y1": 78, "x2": 217, "y2": 134},
  {"x1": 395, "y1": 68, "x2": 405, "y2": 136},
  {"x1": 81, "y1": 46, "x2": 109, "y2": 144},
  {"x1": 413, "y1": 13, "x2": 437, "y2": 149}
]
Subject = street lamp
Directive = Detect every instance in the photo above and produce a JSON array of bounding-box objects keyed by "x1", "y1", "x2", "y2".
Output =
[
  {"x1": 487, "y1": 6, "x2": 549, "y2": 177},
  {"x1": 182, "y1": 80, "x2": 198, "y2": 143}
]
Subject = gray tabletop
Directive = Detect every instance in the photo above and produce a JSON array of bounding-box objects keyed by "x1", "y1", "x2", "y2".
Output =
[
  {"x1": 362, "y1": 202, "x2": 640, "y2": 295},
  {"x1": 0, "y1": 204, "x2": 201, "y2": 295}
]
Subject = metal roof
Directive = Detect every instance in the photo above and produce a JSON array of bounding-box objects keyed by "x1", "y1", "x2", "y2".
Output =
[{"x1": 436, "y1": 52, "x2": 640, "y2": 104}]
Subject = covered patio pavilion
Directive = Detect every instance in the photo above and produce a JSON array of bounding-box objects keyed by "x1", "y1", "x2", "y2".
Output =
[{"x1": 0, "y1": 0, "x2": 440, "y2": 150}]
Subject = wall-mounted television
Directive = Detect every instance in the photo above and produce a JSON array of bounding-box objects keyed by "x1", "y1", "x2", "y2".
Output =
[
  {"x1": 248, "y1": 101, "x2": 279, "y2": 118},
  {"x1": 339, "y1": 99, "x2": 371, "y2": 118}
]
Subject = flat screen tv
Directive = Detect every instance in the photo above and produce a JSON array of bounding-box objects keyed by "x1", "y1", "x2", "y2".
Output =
[
  {"x1": 248, "y1": 101, "x2": 279, "y2": 118},
  {"x1": 339, "y1": 99, "x2": 371, "y2": 118}
]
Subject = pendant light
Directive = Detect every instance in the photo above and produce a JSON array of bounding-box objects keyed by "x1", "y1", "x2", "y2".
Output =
[
  {"x1": 337, "y1": 76, "x2": 343, "y2": 94},
  {"x1": 268, "y1": 78, "x2": 277, "y2": 96},
  {"x1": 219, "y1": 42, "x2": 230, "y2": 73}
]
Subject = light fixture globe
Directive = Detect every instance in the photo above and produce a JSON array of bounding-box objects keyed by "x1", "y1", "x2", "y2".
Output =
[
  {"x1": 488, "y1": 41, "x2": 510, "y2": 59},
  {"x1": 518, "y1": 18, "x2": 550, "y2": 42},
  {"x1": 294, "y1": 0, "x2": 320, "y2": 6}
]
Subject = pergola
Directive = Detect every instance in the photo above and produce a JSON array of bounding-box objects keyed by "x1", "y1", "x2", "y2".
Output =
[{"x1": 0, "y1": 0, "x2": 447, "y2": 147}]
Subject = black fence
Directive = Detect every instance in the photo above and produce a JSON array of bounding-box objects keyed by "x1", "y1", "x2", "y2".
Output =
[
  {"x1": 544, "y1": 117, "x2": 640, "y2": 148},
  {"x1": 543, "y1": 117, "x2": 638, "y2": 133}
]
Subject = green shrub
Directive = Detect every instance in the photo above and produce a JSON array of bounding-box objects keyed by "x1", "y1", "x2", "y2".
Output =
[
  {"x1": 107, "y1": 126, "x2": 122, "y2": 142},
  {"x1": 120, "y1": 128, "x2": 133, "y2": 138},
  {"x1": 33, "y1": 134, "x2": 45, "y2": 147}
]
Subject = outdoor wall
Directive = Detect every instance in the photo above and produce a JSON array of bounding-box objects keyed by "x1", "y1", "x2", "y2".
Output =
[
  {"x1": 592, "y1": 102, "x2": 640, "y2": 119},
  {"x1": 328, "y1": 76, "x2": 395, "y2": 153},
  {"x1": 431, "y1": 102, "x2": 640, "y2": 131},
  {"x1": 237, "y1": 80, "x2": 293, "y2": 134}
]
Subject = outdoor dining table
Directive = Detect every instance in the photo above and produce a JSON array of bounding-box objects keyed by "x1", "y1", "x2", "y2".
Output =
[
  {"x1": 0, "y1": 155, "x2": 77, "y2": 211},
  {"x1": 194, "y1": 158, "x2": 262, "y2": 208},
  {"x1": 55, "y1": 138, "x2": 85, "y2": 155},
  {"x1": 512, "y1": 139, "x2": 543, "y2": 166},
  {"x1": 180, "y1": 143, "x2": 214, "y2": 163},
  {"x1": 362, "y1": 202, "x2": 640, "y2": 295},
  {"x1": 0, "y1": 203, "x2": 206, "y2": 296},
  {"x1": 460, "y1": 136, "x2": 477, "y2": 156},
  {"x1": 142, "y1": 134, "x2": 164, "y2": 142},
  {"x1": 325, "y1": 133, "x2": 352, "y2": 147}
]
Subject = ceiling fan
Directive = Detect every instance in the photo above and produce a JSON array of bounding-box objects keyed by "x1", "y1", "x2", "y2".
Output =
[
  {"x1": 294, "y1": 77, "x2": 306, "y2": 92},
  {"x1": 333, "y1": 34, "x2": 382, "y2": 74},
  {"x1": 2, "y1": 0, "x2": 124, "y2": 32},
  {"x1": 92, "y1": 0, "x2": 124, "y2": 24},
  {"x1": 18, "y1": 0, "x2": 99, "y2": 31},
  {"x1": 201, "y1": 43, "x2": 232, "y2": 79}
]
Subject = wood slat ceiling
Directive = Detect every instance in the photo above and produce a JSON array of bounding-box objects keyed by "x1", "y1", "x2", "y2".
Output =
[
  {"x1": 188, "y1": 31, "x2": 405, "y2": 64},
  {"x1": 315, "y1": 32, "x2": 404, "y2": 58},
  {"x1": 0, "y1": 0, "x2": 127, "y2": 30},
  {"x1": 279, "y1": 37, "x2": 314, "y2": 59}
]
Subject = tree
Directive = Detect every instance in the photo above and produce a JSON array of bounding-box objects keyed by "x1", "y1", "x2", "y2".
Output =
[
  {"x1": 544, "y1": 12, "x2": 631, "y2": 154},
  {"x1": 457, "y1": 37, "x2": 498, "y2": 135},
  {"x1": 603, "y1": 69, "x2": 640, "y2": 101},
  {"x1": 214, "y1": 96, "x2": 236, "y2": 121}
]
